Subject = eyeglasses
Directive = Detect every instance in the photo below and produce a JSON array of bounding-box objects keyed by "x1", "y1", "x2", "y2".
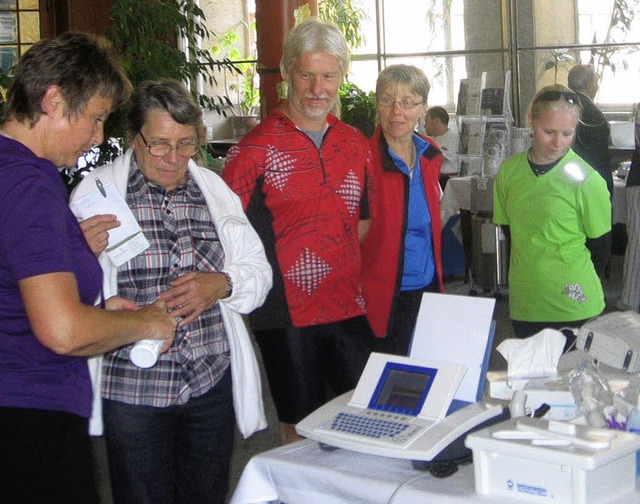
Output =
[
  {"x1": 534, "y1": 90, "x2": 579, "y2": 105},
  {"x1": 377, "y1": 97, "x2": 424, "y2": 110},
  {"x1": 138, "y1": 131, "x2": 200, "y2": 158}
]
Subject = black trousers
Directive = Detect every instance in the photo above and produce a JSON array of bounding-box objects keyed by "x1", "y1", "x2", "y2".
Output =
[
  {"x1": 255, "y1": 315, "x2": 373, "y2": 423},
  {"x1": 0, "y1": 407, "x2": 98, "y2": 504},
  {"x1": 375, "y1": 281, "x2": 439, "y2": 357}
]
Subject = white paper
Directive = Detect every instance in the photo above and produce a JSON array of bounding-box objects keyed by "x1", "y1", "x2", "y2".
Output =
[
  {"x1": 72, "y1": 179, "x2": 150, "y2": 267},
  {"x1": 410, "y1": 293, "x2": 496, "y2": 403}
]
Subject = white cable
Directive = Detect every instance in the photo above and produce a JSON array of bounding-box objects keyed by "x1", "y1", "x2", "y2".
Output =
[{"x1": 387, "y1": 472, "x2": 431, "y2": 504}]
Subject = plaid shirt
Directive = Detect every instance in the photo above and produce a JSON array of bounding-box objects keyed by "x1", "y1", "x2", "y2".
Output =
[{"x1": 102, "y1": 163, "x2": 230, "y2": 407}]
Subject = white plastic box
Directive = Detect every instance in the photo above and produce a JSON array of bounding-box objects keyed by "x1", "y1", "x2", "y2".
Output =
[
  {"x1": 465, "y1": 417, "x2": 640, "y2": 503},
  {"x1": 523, "y1": 378, "x2": 580, "y2": 421}
]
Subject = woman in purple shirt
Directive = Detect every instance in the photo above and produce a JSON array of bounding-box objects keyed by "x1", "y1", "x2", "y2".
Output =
[{"x1": 0, "y1": 33, "x2": 177, "y2": 503}]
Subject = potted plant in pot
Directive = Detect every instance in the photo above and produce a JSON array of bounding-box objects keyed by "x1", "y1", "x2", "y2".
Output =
[{"x1": 211, "y1": 22, "x2": 260, "y2": 139}]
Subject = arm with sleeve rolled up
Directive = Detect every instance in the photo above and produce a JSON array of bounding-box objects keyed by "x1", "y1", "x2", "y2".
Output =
[
  {"x1": 11, "y1": 173, "x2": 178, "y2": 357},
  {"x1": 20, "y1": 272, "x2": 177, "y2": 356}
]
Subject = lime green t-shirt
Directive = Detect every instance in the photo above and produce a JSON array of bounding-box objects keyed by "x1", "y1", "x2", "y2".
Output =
[{"x1": 493, "y1": 149, "x2": 611, "y2": 322}]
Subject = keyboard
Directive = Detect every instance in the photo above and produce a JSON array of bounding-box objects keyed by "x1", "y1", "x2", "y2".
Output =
[{"x1": 327, "y1": 410, "x2": 430, "y2": 446}]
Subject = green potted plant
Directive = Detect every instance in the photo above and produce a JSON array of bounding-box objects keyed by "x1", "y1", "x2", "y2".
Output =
[
  {"x1": 539, "y1": 48, "x2": 575, "y2": 85},
  {"x1": 105, "y1": 0, "x2": 239, "y2": 130},
  {"x1": 339, "y1": 81, "x2": 377, "y2": 137},
  {"x1": 60, "y1": 0, "x2": 239, "y2": 190}
]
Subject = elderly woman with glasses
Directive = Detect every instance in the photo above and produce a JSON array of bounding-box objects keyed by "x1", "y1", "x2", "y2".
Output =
[
  {"x1": 70, "y1": 78, "x2": 272, "y2": 504},
  {"x1": 493, "y1": 84, "x2": 611, "y2": 343},
  {"x1": 361, "y1": 65, "x2": 445, "y2": 356}
]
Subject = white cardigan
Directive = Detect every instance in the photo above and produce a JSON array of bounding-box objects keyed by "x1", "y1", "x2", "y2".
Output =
[{"x1": 70, "y1": 149, "x2": 272, "y2": 438}]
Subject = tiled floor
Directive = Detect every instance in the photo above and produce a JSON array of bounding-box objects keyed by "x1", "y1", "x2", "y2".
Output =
[{"x1": 93, "y1": 254, "x2": 626, "y2": 504}]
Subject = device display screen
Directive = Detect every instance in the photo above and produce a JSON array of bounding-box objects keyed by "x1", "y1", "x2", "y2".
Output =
[{"x1": 368, "y1": 362, "x2": 437, "y2": 416}]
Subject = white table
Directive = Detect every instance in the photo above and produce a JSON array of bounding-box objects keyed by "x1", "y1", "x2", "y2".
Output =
[
  {"x1": 229, "y1": 439, "x2": 638, "y2": 504},
  {"x1": 441, "y1": 176, "x2": 475, "y2": 225}
]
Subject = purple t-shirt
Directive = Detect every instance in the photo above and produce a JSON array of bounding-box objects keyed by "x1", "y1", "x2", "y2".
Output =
[{"x1": 0, "y1": 136, "x2": 102, "y2": 418}]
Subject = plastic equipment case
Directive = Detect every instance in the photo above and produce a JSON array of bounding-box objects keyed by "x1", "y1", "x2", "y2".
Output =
[
  {"x1": 465, "y1": 417, "x2": 640, "y2": 503},
  {"x1": 576, "y1": 311, "x2": 640, "y2": 372}
]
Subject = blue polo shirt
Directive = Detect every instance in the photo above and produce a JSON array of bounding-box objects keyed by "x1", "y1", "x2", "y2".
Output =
[{"x1": 388, "y1": 135, "x2": 435, "y2": 291}]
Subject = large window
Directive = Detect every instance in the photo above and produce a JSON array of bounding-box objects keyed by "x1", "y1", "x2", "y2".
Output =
[
  {"x1": 0, "y1": 0, "x2": 39, "y2": 74},
  {"x1": 346, "y1": 0, "x2": 640, "y2": 124},
  {"x1": 514, "y1": 0, "x2": 640, "y2": 121}
]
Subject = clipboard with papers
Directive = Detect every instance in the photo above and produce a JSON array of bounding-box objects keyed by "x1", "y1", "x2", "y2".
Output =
[{"x1": 71, "y1": 178, "x2": 150, "y2": 267}]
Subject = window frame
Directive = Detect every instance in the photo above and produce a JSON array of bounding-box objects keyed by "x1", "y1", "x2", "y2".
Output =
[{"x1": 347, "y1": 0, "x2": 639, "y2": 125}]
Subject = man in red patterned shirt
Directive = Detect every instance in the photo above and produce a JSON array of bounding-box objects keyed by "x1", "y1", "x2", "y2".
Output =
[{"x1": 223, "y1": 19, "x2": 373, "y2": 444}]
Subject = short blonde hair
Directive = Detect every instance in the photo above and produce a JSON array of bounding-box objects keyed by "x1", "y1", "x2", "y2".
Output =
[
  {"x1": 375, "y1": 65, "x2": 430, "y2": 103},
  {"x1": 528, "y1": 84, "x2": 581, "y2": 122}
]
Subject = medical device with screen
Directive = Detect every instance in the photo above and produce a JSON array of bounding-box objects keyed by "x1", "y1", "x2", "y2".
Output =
[{"x1": 297, "y1": 352, "x2": 505, "y2": 461}]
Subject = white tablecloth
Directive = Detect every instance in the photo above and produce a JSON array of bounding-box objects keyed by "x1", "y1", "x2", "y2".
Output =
[
  {"x1": 229, "y1": 439, "x2": 638, "y2": 504},
  {"x1": 441, "y1": 176, "x2": 475, "y2": 225}
]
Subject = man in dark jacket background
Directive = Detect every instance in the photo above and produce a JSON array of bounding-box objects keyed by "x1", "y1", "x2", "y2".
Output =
[
  {"x1": 568, "y1": 64, "x2": 612, "y2": 277},
  {"x1": 568, "y1": 64, "x2": 612, "y2": 194}
]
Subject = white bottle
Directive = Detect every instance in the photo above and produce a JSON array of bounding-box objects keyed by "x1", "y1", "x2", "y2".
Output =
[
  {"x1": 130, "y1": 339, "x2": 162, "y2": 368},
  {"x1": 626, "y1": 393, "x2": 640, "y2": 479}
]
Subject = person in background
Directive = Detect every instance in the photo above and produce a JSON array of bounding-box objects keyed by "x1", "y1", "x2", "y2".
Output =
[
  {"x1": 567, "y1": 64, "x2": 612, "y2": 277},
  {"x1": 493, "y1": 85, "x2": 611, "y2": 345},
  {"x1": 70, "y1": 79, "x2": 272, "y2": 504},
  {"x1": 567, "y1": 64, "x2": 613, "y2": 194},
  {"x1": 424, "y1": 105, "x2": 459, "y2": 183},
  {"x1": 619, "y1": 104, "x2": 640, "y2": 312},
  {"x1": 361, "y1": 65, "x2": 444, "y2": 356},
  {"x1": 223, "y1": 19, "x2": 373, "y2": 445},
  {"x1": 0, "y1": 33, "x2": 177, "y2": 504}
]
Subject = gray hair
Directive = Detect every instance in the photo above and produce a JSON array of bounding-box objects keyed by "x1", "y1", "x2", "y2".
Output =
[
  {"x1": 375, "y1": 65, "x2": 431, "y2": 103},
  {"x1": 126, "y1": 78, "x2": 205, "y2": 143},
  {"x1": 568, "y1": 64, "x2": 597, "y2": 93},
  {"x1": 280, "y1": 19, "x2": 350, "y2": 77}
]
